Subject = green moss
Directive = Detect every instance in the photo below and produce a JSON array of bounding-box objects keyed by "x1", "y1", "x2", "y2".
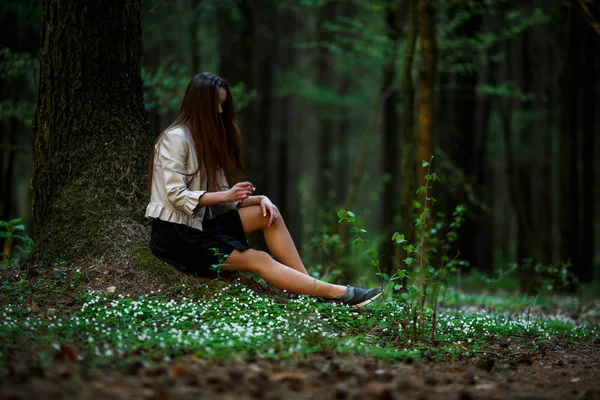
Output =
[
  {"x1": 129, "y1": 241, "x2": 192, "y2": 285},
  {"x1": 33, "y1": 177, "x2": 147, "y2": 267}
]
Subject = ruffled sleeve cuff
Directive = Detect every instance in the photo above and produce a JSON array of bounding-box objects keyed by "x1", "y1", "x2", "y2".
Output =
[{"x1": 183, "y1": 190, "x2": 205, "y2": 217}]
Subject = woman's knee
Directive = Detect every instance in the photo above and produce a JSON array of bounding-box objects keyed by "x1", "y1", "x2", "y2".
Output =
[
  {"x1": 239, "y1": 205, "x2": 270, "y2": 233},
  {"x1": 236, "y1": 249, "x2": 272, "y2": 273}
]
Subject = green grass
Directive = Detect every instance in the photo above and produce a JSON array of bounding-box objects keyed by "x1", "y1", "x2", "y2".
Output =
[
  {"x1": 1, "y1": 282, "x2": 597, "y2": 369},
  {"x1": 438, "y1": 286, "x2": 583, "y2": 312}
]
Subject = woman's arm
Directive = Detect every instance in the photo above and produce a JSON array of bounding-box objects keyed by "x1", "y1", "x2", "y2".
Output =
[
  {"x1": 239, "y1": 195, "x2": 281, "y2": 226},
  {"x1": 238, "y1": 195, "x2": 264, "y2": 208},
  {"x1": 197, "y1": 182, "x2": 255, "y2": 206}
]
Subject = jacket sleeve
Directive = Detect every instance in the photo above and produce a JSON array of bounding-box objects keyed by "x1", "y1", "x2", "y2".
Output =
[{"x1": 157, "y1": 130, "x2": 206, "y2": 217}]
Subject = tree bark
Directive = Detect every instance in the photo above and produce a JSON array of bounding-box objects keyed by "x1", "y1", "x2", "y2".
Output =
[
  {"x1": 190, "y1": 0, "x2": 201, "y2": 73},
  {"x1": 32, "y1": 0, "x2": 152, "y2": 266},
  {"x1": 400, "y1": 0, "x2": 419, "y2": 246},
  {"x1": 315, "y1": 2, "x2": 337, "y2": 208},
  {"x1": 379, "y1": 0, "x2": 402, "y2": 272},
  {"x1": 218, "y1": 0, "x2": 256, "y2": 175},
  {"x1": 1, "y1": 129, "x2": 15, "y2": 222},
  {"x1": 450, "y1": 1, "x2": 485, "y2": 271},
  {"x1": 579, "y1": 19, "x2": 596, "y2": 281},
  {"x1": 559, "y1": 0, "x2": 581, "y2": 277},
  {"x1": 416, "y1": 0, "x2": 437, "y2": 190}
]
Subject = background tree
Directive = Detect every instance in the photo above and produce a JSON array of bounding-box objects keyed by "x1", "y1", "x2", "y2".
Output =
[
  {"x1": 416, "y1": 0, "x2": 436, "y2": 191},
  {"x1": 31, "y1": 0, "x2": 152, "y2": 266},
  {"x1": 379, "y1": 0, "x2": 403, "y2": 272}
]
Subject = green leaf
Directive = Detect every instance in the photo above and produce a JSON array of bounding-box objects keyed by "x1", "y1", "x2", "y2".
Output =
[
  {"x1": 404, "y1": 257, "x2": 413, "y2": 266},
  {"x1": 422, "y1": 160, "x2": 430, "y2": 167},
  {"x1": 394, "y1": 284, "x2": 403, "y2": 291},
  {"x1": 347, "y1": 211, "x2": 355, "y2": 218},
  {"x1": 393, "y1": 233, "x2": 406, "y2": 244}
]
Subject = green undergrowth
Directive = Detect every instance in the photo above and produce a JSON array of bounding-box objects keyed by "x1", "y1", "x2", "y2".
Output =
[
  {"x1": 1, "y1": 282, "x2": 597, "y2": 371},
  {"x1": 438, "y1": 287, "x2": 582, "y2": 313}
]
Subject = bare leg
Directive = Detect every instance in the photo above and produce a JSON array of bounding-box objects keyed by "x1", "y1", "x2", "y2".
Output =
[
  {"x1": 222, "y1": 249, "x2": 346, "y2": 298},
  {"x1": 238, "y1": 206, "x2": 308, "y2": 275}
]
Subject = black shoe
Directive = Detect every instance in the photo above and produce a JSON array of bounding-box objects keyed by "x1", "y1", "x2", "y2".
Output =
[{"x1": 334, "y1": 286, "x2": 382, "y2": 308}]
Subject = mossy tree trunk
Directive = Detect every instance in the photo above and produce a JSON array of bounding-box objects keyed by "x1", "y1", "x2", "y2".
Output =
[{"x1": 32, "y1": 0, "x2": 152, "y2": 267}]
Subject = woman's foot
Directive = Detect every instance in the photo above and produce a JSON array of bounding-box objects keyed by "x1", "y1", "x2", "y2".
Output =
[{"x1": 333, "y1": 286, "x2": 383, "y2": 309}]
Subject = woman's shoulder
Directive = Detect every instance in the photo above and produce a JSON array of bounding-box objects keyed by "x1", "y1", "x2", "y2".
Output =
[
  {"x1": 163, "y1": 125, "x2": 192, "y2": 139},
  {"x1": 159, "y1": 125, "x2": 193, "y2": 146}
]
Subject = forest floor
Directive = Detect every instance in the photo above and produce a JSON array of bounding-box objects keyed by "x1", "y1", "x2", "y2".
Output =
[
  {"x1": 2, "y1": 337, "x2": 599, "y2": 399},
  {"x1": 1, "y1": 266, "x2": 599, "y2": 400}
]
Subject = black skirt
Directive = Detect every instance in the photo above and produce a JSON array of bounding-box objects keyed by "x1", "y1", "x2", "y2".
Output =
[{"x1": 149, "y1": 210, "x2": 249, "y2": 278}]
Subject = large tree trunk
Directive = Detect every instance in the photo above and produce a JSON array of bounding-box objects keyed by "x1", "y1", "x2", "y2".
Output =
[
  {"x1": 416, "y1": 0, "x2": 437, "y2": 190},
  {"x1": 379, "y1": 0, "x2": 402, "y2": 272},
  {"x1": 32, "y1": 0, "x2": 152, "y2": 266}
]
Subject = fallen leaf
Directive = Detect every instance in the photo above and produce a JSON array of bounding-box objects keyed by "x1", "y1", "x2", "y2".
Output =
[
  {"x1": 54, "y1": 344, "x2": 79, "y2": 362},
  {"x1": 168, "y1": 363, "x2": 187, "y2": 378}
]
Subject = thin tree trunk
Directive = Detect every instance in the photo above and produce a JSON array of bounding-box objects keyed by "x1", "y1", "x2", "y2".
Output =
[
  {"x1": 501, "y1": 39, "x2": 536, "y2": 292},
  {"x1": 579, "y1": 22, "x2": 596, "y2": 281},
  {"x1": 336, "y1": 94, "x2": 385, "y2": 258},
  {"x1": 400, "y1": 0, "x2": 419, "y2": 248},
  {"x1": 190, "y1": 0, "x2": 200, "y2": 73},
  {"x1": 451, "y1": 1, "x2": 483, "y2": 270},
  {"x1": 559, "y1": 0, "x2": 581, "y2": 276},
  {"x1": 380, "y1": 0, "x2": 402, "y2": 273},
  {"x1": 416, "y1": 0, "x2": 436, "y2": 191},
  {"x1": 32, "y1": 0, "x2": 151, "y2": 266},
  {"x1": 218, "y1": 0, "x2": 256, "y2": 174},
  {"x1": 254, "y1": 4, "x2": 274, "y2": 197},
  {"x1": 316, "y1": 3, "x2": 337, "y2": 208},
  {"x1": 1, "y1": 129, "x2": 15, "y2": 222},
  {"x1": 334, "y1": 76, "x2": 352, "y2": 207}
]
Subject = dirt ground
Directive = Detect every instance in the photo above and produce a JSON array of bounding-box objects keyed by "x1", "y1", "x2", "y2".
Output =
[{"x1": 2, "y1": 338, "x2": 599, "y2": 400}]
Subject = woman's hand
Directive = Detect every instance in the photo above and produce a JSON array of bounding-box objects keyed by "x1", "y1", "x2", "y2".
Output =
[
  {"x1": 260, "y1": 196, "x2": 280, "y2": 226},
  {"x1": 224, "y1": 181, "x2": 254, "y2": 202}
]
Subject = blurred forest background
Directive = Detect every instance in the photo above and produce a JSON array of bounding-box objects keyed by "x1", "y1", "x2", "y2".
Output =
[{"x1": 1, "y1": 0, "x2": 599, "y2": 287}]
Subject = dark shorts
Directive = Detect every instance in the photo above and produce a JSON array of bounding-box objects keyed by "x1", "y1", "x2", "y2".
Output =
[{"x1": 149, "y1": 210, "x2": 249, "y2": 278}]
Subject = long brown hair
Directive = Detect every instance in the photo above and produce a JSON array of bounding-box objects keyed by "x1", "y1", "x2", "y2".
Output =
[{"x1": 148, "y1": 72, "x2": 245, "y2": 193}]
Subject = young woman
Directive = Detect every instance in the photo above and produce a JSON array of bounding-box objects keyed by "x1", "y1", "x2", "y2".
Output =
[{"x1": 146, "y1": 72, "x2": 382, "y2": 308}]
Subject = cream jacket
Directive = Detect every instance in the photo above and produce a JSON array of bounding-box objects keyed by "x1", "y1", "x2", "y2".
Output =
[{"x1": 145, "y1": 125, "x2": 239, "y2": 231}]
